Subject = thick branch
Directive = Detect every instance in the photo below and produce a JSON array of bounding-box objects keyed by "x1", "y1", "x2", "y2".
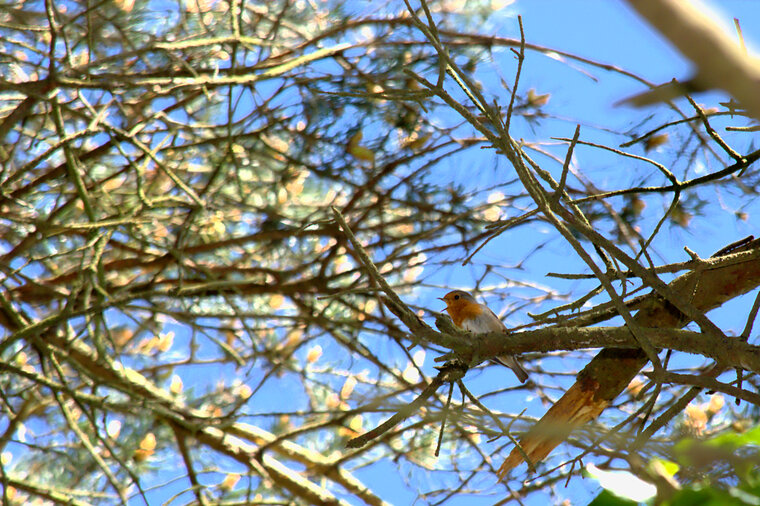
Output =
[
  {"x1": 499, "y1": 237, "x2": 760, "y2": 474},
  {"x1": 445, "y1": 326, "x2": 760, "y2": 376}
]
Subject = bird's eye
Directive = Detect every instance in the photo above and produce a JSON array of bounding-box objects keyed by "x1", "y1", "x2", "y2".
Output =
[{"x1": 454, "y1": 294, "x2": 460, "y2": 300}]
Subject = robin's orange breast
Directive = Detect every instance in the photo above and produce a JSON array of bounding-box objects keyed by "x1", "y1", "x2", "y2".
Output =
[{"x1": 448, "y1": 301, "x2": 484, "y2": 328}]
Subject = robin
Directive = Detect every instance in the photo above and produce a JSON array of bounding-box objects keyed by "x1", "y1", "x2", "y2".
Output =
[{"x1": 440, "y1": 290, "x2": 529, "y2": 383}]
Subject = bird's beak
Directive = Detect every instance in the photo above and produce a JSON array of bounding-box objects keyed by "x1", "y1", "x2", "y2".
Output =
[{"x1": 437, "y1": 297, "x2": 446, "y2": 301}]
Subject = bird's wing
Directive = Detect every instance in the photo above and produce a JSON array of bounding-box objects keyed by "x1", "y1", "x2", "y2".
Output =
[
  {"x1": 484, "y1": 306, "x2": 508, "y2": 332},
  {"x1": 460, "y1": 305, "x2": 506, "y2": 333}
]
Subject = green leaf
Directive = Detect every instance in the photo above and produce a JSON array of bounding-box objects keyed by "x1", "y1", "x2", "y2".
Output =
[
  {"x1": 704, "y1": 424, "x2": 760, "y2": 448},
  {"x1": 649, "y1": 457, "x2": 679, "y2": 478},
  {"x1": 587, "y1": 489, "x2": 638, "y2": 506},
  {"x1": 665, "y1": 487, "x2": 756, "y2": 506}
]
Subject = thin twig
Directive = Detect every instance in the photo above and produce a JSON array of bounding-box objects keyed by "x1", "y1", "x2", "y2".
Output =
[
  {"x1": 554, "y1": 125, "x2": 581, "y2": 202},
  {"x1": 740, "y1": 290, "x2": 760, "y2": 342},
  {"x1": 458, "y1": 381, "x2": 536, "y2": 473},
  {"x1": 435, "y1": 383, "x2": 455, "y2": 457},
  {"x1": 685, "y1": 94, "x2": 742, "y2": 161},
  {"x1": 644, "y1": 369, "x2": 760, "y2": 406},
  {"x1": 504, "y1": 16, "x2": 526, "y2": 133},
  {"x1": 346, "y1": 362, "x2": 467, "y2": 448}
]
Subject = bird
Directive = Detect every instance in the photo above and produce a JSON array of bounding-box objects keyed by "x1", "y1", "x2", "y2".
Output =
[{"x1": 439, "y1": 290, "x2": 528, "y2": 383}]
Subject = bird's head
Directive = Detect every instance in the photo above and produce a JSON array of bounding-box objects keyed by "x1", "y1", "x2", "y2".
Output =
[{"x1": 439, "y1": 290, "x2": 476, "y2": 311}]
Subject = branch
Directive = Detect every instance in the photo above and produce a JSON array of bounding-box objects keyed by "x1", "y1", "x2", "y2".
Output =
[
  {"x1": 644, "y1": 370, "x2": 760, "y2": 406},
  {"x1": 331, "y1": 207, "x2": 440, "y2": 342},
  {"x1": 498, "y1": 237, "x2": 760, "y2": 475},
  {"x1": 435, "y1": 326, "x2": 760, "y2": 376},
  {"x1": 35, "y1": 325, "x2": 384, "y2": 505},
  {"x1": 345, "y1": 361, "x2": 467, "y2": 449}
]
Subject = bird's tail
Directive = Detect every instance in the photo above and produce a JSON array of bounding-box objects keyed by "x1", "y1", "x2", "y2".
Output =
[{"x1": 494, "y1": 355, "x2": 529, "y2": 383}]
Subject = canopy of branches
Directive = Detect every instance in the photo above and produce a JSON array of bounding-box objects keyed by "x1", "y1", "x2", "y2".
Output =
[{"x1": 1, "y1": 0, "x2": 759, "y2": 504}]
